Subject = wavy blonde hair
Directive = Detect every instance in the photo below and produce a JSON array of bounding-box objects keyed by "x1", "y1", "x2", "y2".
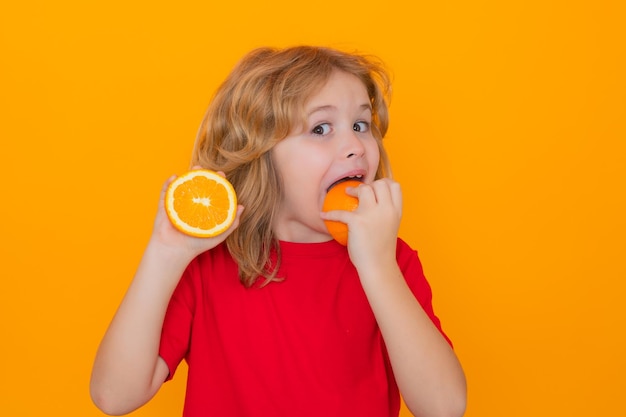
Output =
[{"x1": 191, "y1": 45, "x2": 393, "y2": 287}]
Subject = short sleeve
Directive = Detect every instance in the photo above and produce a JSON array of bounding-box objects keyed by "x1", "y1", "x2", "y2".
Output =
[
  {"x1": 396, "y1": 238, "x2": 453, "y2": 347},
  {"x1": 158, "y1": 258, "x2": 199, "y2": 380}
]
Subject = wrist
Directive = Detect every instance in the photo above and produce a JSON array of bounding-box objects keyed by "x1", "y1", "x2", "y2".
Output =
[
  {"x1": 144, "y1": 238, "x2": 198, "y2": 270},
  {"x1": 355, "y1": 255, "x2": 401, "y2": 284}
]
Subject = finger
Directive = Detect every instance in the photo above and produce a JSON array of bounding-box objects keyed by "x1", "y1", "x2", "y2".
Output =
[
  {"x1": 159, "y1": 175, "x2": 177, "y2": 201},
  {"x1": 351, "y1": 182, "x2": 375, "y2": 205},
  {"x1": 389, "y1": 180, "x2": 403, "y2": 211},
  {"x1": 354, "y1": 180, "x2": 390, "y2": 205},
  {"x1": 226, "y1": 205, "x2": 245, "y2": 231},
  {"x1": 320, "y1": 209, "x2": 352, "y2": 224},
  {"x1": 371, "y1": 179, "x2": 394, "y2": 204},
  {"x1": 343, "y1": 183, "x2": 361, "y2": 197}
]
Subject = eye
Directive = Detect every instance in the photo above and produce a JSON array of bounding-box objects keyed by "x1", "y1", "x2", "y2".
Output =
[
  {"x1": 312, "y1": 123, "x2": 331, "y2": 136},
  {"x1": 353, "y1": 121, "x2": 370, "y2": 132}
]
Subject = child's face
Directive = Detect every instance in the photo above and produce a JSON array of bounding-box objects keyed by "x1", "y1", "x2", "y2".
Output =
[{"x1": 271, "y1": 70, "x2": 380, "y2": 243}]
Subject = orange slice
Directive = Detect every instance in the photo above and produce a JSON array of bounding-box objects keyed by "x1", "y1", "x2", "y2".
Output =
[
  {"x1": 322, "y1": 180, "x2": 360, "y2": 245},
  {"x1": 164, "y1": 169, "x2": 237, "y2": 238}
]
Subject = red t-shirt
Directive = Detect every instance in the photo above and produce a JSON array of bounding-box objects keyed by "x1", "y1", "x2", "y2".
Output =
[{"x1": 159, "y1": 238, "x2": 450, "y2": 417}]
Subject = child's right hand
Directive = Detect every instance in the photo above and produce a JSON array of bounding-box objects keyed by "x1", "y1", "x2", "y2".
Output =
[
  {"x1": 90, "y1": 172, "x2": 243, "y2": 416},
  {"x1": 149, "y1": 174, "x2": 244, "y2": 260}
]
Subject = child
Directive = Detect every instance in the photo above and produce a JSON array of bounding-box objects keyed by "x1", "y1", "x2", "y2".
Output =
[{"x1": 90, "y1": 46, "x2": 466, "y2": 417}]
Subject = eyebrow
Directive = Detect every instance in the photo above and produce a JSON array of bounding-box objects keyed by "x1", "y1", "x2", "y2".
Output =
[{"x1": 307, "y1": 103, "x2": 372, "y2": 116}]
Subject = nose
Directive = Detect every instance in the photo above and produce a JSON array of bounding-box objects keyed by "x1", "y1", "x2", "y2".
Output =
[{"x1": 340, "y1": 130, "x2": 366, "y2": 159}]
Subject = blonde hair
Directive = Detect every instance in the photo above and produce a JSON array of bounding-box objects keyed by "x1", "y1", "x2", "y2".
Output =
[{"x1": 192, "y1": 45, "x2": 393, "y2": 287}]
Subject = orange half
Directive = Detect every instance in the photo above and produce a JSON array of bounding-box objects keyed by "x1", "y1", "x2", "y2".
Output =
[{"x1": 165, "y1": 169, "x2": 237, "y2": 238}]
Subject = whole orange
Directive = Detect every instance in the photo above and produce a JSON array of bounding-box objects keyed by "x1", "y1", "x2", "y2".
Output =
[{"x1": 322, "y1": 180, "x2": 361, "y2": 245}]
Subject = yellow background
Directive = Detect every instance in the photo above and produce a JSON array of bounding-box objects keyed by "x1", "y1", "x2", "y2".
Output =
[{"x1": 1, "y1": 1, "x2": 624, "y2": 416}]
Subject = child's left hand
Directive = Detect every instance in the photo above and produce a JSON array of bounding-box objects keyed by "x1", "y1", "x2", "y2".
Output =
[{"x1": 324, "y1": 178, "x2": 403, "y2": 272}]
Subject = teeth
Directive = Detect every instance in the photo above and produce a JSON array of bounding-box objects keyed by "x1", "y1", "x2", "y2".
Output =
[{"x1": 327, "y1": 175, "x2": 364, "y2": 192}]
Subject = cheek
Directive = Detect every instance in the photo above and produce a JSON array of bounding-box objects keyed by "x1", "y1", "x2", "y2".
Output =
[{"x1": 367, "y1": 141, "x2": 381, "y2": 171}]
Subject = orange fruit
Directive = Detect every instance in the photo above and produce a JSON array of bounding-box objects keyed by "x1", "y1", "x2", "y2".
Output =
[
  {"x1": 164, "y1": 169, "x2": 237, "y2": 238},
  {"x1": 322, "y1": 180, "x2": 361, "y2": 245}
]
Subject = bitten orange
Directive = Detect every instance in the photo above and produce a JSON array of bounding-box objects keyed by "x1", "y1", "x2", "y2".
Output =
[
  {"x1": 164, "y1": 169, "x2": 237, "y2": 238},
  {"x1": 322, "y1": 180, "x2": 361, "y2": 245}
]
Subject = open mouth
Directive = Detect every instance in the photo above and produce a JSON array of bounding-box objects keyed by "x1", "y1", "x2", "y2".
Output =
[{"x1": 326, "y1": 175, "x2": 364, "y2": 193}]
